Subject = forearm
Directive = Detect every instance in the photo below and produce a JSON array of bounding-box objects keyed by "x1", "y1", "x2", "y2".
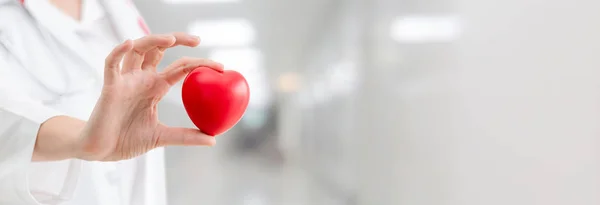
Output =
[{"x1": 33, "y1": 116, "x2": 85, "y2": 162}]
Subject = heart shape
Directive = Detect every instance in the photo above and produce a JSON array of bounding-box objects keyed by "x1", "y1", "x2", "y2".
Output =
[{"x1": 181, "y1": 67, "x2": 250, "y2": 136}]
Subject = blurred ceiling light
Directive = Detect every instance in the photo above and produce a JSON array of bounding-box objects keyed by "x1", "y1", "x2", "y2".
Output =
[
  {"x1": 209, "y1": 48, "x2": 270, "y2": 107},
  {"x1": 277, "y1": 72, "x2": 301, "y2": 93},
  {"x1": 188, "y1": 19, "x2": 255, "y2": 47},
  {"x1": 391, "y1": 15, "x2": 461, "y2": 43},
  {"x1": 327, "y1": 61, "x2": 357, "y2": 96},
  {"x1": 162, "y1": 0, "x2": 240, "y2": 4}
]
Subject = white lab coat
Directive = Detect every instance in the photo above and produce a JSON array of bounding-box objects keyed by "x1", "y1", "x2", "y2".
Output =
[{"x1": 0, "y1": 0, "x2": 166, "y2": 204}]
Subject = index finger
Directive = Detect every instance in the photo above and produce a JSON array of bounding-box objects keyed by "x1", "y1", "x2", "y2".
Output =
[{"x1": 159, "y1": 57, "x2": 224, "y2": 85}]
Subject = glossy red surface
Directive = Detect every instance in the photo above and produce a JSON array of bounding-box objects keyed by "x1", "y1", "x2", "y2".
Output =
[{"x1": 181, "y1": 67, "x2": 250, "y2": 136}]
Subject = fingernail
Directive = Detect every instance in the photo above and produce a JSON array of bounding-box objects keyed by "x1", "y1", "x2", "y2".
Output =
[{"x1": 191, "y1": 35, "x2": 200, "y2": 41}]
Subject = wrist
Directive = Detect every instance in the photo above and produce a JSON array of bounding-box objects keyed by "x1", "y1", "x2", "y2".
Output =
[{"x1": 33, "y1": 116, "x2": 87, "y2": 162}]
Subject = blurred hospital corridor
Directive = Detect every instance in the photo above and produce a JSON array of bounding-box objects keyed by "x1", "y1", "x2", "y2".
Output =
[{"x1": 136, "y1": 0, "x2": 600, "y2": 204}]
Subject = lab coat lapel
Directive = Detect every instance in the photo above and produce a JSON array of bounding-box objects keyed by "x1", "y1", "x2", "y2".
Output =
[
  {"x1": 22, "y1": 1, "x2": 97, "y2": 72},
  {"x1": 100, "y1": 0, "x2": 149, "y2": 42}
]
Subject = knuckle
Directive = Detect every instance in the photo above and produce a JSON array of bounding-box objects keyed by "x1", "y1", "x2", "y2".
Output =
[
  {"x1": 131, "y1": 48, "x2": 143, "y2": 55},
  {"x1": 193, "y1": 58, "x2": 210, "y2": 66},
  {"x1": 144, "y1": 34, "x2": 164, "y2": 40},
  {"x1": 104, "y1": 56, "x2": 115, "y2": 66},
  {"x1": 171, "y1": 32, "x2": 187, "y2": 37},
  {"x1": 182, "y1": 66, "x2": 195, "y2": 74},
  {"x1": 198, "y1": 58, "x2": 211, "y2": 63}
]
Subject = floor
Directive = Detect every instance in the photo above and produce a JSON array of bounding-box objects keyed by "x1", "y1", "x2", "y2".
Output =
[{"x1": 163, "y1": 131, "x2": 320, "y2": 205}]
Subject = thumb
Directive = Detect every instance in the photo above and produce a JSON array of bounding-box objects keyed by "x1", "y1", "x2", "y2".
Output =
[{"x1": 156, "y1": 124, "x2": 216, "y2": 147}]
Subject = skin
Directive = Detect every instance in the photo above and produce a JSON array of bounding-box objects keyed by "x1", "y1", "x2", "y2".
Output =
[
  {"x1": 48, "y1": 0, "x2": 82, "y2": 21},
  {"x1": 32, "y1": 2, "x2": 222, "y2": 162}
]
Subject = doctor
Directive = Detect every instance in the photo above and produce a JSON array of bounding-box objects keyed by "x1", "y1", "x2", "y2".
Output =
[{"x1": 0, "y1": 0, "x2": 223, "y2": 204}]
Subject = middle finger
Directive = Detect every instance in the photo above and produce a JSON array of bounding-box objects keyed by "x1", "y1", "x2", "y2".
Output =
[{"x1": 141, "y1": 32, "x2": 201, "y2": 71}]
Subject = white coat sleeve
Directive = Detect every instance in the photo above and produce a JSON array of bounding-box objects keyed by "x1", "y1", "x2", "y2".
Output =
[{"x1": 0, "y1": 47, "x2": 69, "y2": 204}]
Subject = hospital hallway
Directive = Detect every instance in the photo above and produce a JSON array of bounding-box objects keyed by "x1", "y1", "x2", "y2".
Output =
[{"x1": 136, "y1": 0, "x2": 600, "y2": 204}]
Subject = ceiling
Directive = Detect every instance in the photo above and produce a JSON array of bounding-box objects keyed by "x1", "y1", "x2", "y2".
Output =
[{"x1": 133, "y1": 0, "x2": 338, "y2": 81}]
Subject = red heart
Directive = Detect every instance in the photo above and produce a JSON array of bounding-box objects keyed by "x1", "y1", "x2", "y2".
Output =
[{"x1": 181, "y1": 67, "x2": 250, "y2": 136}]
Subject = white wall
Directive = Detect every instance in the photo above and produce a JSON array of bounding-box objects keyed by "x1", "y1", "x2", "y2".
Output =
[
  {"x1": 282, "y1": 0, "x2": 600, "y2": 204},
  {"x1": 449, "y1": 0, "x2": 600, "y2": 204}
]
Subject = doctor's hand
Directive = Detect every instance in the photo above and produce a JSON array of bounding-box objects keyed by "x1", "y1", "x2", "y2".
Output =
[{"x1": 34, "y1": 33, "x2": 223, "y2": 162}]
